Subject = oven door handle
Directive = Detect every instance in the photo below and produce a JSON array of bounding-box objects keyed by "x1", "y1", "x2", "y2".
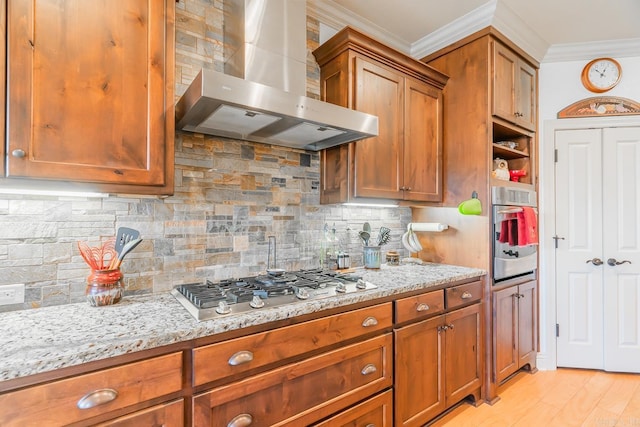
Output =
[{"x1": 497, "y1": 208, "x2": 524, "y2": 214}]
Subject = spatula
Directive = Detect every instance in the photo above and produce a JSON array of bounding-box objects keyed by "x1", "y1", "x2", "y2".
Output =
[{"x1": 109, "y1": 227, "x2": 140, "y2": 269}]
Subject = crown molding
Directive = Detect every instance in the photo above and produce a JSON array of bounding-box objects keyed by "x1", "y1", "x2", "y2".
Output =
[
  {"x1": 309, "y1": 0, "x2": 639, "y2": 64},
  {"x1": 307, "y1": 0, "x2": 411, "y2": 54},
  {"x1": 543, "y1": 38, "x2": 640, "y2": 63},
  {"x1": 410, "y1": 1, "x2": 496, "y2": 59},
  {"x1": 490, "y1": 0, "x2": 549, "y2": 63}
]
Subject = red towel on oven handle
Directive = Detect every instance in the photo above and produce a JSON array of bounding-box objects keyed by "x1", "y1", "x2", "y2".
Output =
[
  {"x1": 499, "y1": 217, "x2": 519, "y2": 246},
  {"x1": 516, "y1": 207, "x2": 538, "y2": 246}
]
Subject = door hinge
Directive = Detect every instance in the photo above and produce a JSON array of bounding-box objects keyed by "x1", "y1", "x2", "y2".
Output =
[
  {"x1": 556, "y1": 324, "x2": 560, "y2": 337},
  {"x1": 554, "y1": 149, "x2": 558, "y2": 163}
]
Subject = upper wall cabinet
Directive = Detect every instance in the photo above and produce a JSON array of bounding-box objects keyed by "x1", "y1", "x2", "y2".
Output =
[
  {"x1": 2, "y1": 0, "x2": 175, "y2": 195},
  {"x1": 492, "y1": 41, "x2": 537, "y2": 132},
  {"x1": 313, "y1": 27, "x2": 448, "y2": 204}
]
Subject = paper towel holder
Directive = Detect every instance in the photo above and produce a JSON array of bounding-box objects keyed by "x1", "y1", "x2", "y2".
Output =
[{"x1": 407, "y1": 222, "x2": 449, "y2": 232}]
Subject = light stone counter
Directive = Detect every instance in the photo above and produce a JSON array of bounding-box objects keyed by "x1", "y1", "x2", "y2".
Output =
[{"x1": 0, "y1": 262, "x2": 484, "y2": 383}]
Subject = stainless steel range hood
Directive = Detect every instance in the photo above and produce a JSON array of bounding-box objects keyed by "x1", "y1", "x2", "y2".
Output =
[{"x1": 175, "y1": 0, "x2": 378, "y2": 151}]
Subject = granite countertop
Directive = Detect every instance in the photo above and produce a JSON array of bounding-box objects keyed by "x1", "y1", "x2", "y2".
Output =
[{"x1": 0, "y1": 262, "x2": 484, "y2": 383}]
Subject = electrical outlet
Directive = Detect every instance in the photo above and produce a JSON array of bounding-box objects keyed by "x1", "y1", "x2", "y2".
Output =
[{"x1": 0, "y1": 283, "x2": 25, "y2": 306}]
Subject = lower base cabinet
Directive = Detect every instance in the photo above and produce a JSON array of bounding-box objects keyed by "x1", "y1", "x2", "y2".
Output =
[
  {"x1": 312, "y1": 390, "x2": 393, "y2": 427},
  {"x1": 193, "y1": 334, "x2": 393, "y2": 426},
  {"x1": 394, "y1": 282, "x2": 483, "y2": 427},
  {"x1": 493, "y1": 280, "x2": 537, "y2": 383},
  {"x1": 96, "y1": 399, "x2": 184, "y2": 427}
]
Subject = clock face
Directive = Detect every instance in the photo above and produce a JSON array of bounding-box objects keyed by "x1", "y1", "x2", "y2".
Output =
[{"x1": 582, "y1": 58, "x2": 622, "y2": 93}]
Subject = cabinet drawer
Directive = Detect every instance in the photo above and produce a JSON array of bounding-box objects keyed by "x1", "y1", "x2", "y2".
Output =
[
  {"x1": 193, "y1": 303, "x2": 392, "y2": 386},
  {"x1": 193, "y1": 334, "x2": 393, "y2": 427},
  {"x1": 312, "y1": 390, "x2": 393, "y2": 427},
  {"x1": 445, "y1": 281, "x2": 482, "y2": 309},
  {"x1": 96, "y1": 399, "x2": 184, "y2": 427},
  {"x1": 0, "y1": 352, "x2": 183, "y2": 427},
  {"x1": 395, "y1": 290, "x2": 444, "y2": 323}
]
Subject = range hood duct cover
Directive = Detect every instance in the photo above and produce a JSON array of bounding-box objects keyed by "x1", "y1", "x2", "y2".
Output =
[{"x1": 175, "y1": 0, "x2": 378, "y2": 151}]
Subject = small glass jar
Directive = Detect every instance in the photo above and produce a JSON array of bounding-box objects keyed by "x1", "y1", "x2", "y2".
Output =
[
  {"x1": 386, "y1": 251, "x2": 400, "y2": 266},
  {"x1": 86, "y1": 269, "x2": 124, "y2": 307}
]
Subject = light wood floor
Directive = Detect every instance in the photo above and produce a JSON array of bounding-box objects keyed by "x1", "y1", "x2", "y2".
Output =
[{"x1": 431, "y1": 369, "x2": 640, "y2": 426}]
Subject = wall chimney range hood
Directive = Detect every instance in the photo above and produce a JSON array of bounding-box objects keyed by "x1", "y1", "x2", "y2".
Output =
[{"x1": 175, "y1": 0, "x2": 378, "y2": 151}]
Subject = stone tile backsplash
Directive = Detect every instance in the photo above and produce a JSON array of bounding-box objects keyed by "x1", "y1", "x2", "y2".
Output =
[{"x1": 0, "y1": 1, "x2": 412, "y2": 311}]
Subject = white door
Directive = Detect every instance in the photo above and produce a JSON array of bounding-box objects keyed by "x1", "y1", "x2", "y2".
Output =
[
  {"x1": 555, "y1": 129, "x2": 604, "y2": 369},
  {"x1": 602, "y1": 127, "x2": 640, "y2": 372},
  {"x1": 555, "y1": 126, "x2": 640, "y2": 372}
]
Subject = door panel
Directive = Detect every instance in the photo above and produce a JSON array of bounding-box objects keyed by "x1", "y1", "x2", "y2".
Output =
[
  {"x1": 602, "y1": 127, "x2": 640, "y2": 372},
  {"x1": 353, "y1": 57, "x2": 403, "y2": 199},
  {"x1": 555, "y1": 128, "x2": 604, "y2": 369}
]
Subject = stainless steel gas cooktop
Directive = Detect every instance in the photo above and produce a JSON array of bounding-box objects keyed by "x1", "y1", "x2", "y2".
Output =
[{"x1": 171, "y1": 268, "x2": 377, "y2": 321}]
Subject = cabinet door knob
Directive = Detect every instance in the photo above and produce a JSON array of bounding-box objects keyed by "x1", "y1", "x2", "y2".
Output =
[
  {"x1": 228, "y1": 350, "x2": 254, "y2": 366},
  {"x1": 228, "y1": 413, "x2": 253, "y2": 427},
  {"x1": 361, "y1": 363, "x2": 378, "y2": 375},
  {"x1": 416, "y1": 303, "x2": 430, "y2": 312},
  {"x1": 76, "y1": 388, "x2": 118, "y2": 409},
  {"x1": 11, "y1": 149, "x2": 26, "y2": 158},
  {"x1": 447, "y1": 323, "x2": 455, "y2": 330},
  {"x1": 361, "y1": 316, "x2": 379, "y2": 327}
]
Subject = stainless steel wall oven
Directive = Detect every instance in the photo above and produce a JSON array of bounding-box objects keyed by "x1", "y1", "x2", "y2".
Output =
[{"x1": 492, "y1": 186, "x2": 538, "y2": 282}]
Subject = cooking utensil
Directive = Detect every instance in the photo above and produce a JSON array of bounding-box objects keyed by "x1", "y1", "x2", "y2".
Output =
[
  {"x1": 111, "y1": 238, "x2": 143, "y2": 269},
  {"x1": 377, "y1": 227, "x2": 391, "y2": 246},
  {"x1": 114, "y1": 227, "x2": 140, "y2": 258},
  {"x1": 79, "y1": 239, "x2": 116, "y2": 270},
  {"x1": 359, "y1": 230, "x2": 371, "y2": 246},
  {"x1": 363, "y1": 222, "x2": 371, "y2": 233}
]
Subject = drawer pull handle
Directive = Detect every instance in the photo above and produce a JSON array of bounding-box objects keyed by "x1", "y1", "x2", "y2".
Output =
[
  {"x1": 416, "y1": 303, "x2": 430, "y2": 312},
  {"x1": 361, "y1": 316, "x2": 379, "y2": 327},
  {"x1": 228, "y1": 413, "x2": 253, "y2": 427},
  {"x1": 77, "y1": 388, "x2": 118, "y2": 409},
  {"x1": 365, "y1": 424, "x2": 375, "y2": 427},
  {"x1": 361, "y1": 364, "x2": 378, "y2": 375},
  {"x1": 461, "y1": 291, "x2": 473, "y2": 299},
  {"x1": 228, "y1": 350, "x2": 254, "y2": 366}
]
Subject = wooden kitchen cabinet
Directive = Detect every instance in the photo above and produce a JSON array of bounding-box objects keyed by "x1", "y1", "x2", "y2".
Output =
[
  {"x1": 2, "y1": 0, "x2": 175, "y2": 195},
  {"x1": 95, "y1": 399, "x2": 184, "y2": 427},
  {"x1": 394, "y1": 282, "x2": 482, "y2": 427},
  {"x1": 493, "y1": 41, "x2": 537, "y2": 132},
  {"x1": 192, "y1": 303, "x2": 392, "y2": 387},
  {"x1": 422, "y1": 27, "x2": 538, "y2": 206},
  {"x1": 313, "y1": 26, "x2": 448, "y2": 204},
  {"x1": 493, "y1": 280, "x2": 538, "y2": 384},
  {"x1": 0, "y1": 352, "x2": 183, "y2": 426},
  {"x1": 193, "y1": 334, "x2": 393, "y2": 426},
  {"x1": 312, "y1": 390, "x2": 393, "y2": 427}
]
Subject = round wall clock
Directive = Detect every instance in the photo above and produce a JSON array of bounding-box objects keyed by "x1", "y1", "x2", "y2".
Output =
[{"x1": 581, "y1": 57, "x2": 622, "y2": 93}]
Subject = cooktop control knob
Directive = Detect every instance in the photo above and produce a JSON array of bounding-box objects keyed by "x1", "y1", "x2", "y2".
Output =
[
  {"x1": 249, "y1": 295, "x2": 265, "y2": 309},
  {"x1": 216, "y1": 301, "x2": 232, "y2": 315},
  {"x1": 296, "y1": 287, "x2": 310, "y2": 300},
  {"x1": 356, "y1": 279, "x2": 367, "y2": 289},
  {"x1": 336, "y1": 282, "x2": 347, "y2": 293}
]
